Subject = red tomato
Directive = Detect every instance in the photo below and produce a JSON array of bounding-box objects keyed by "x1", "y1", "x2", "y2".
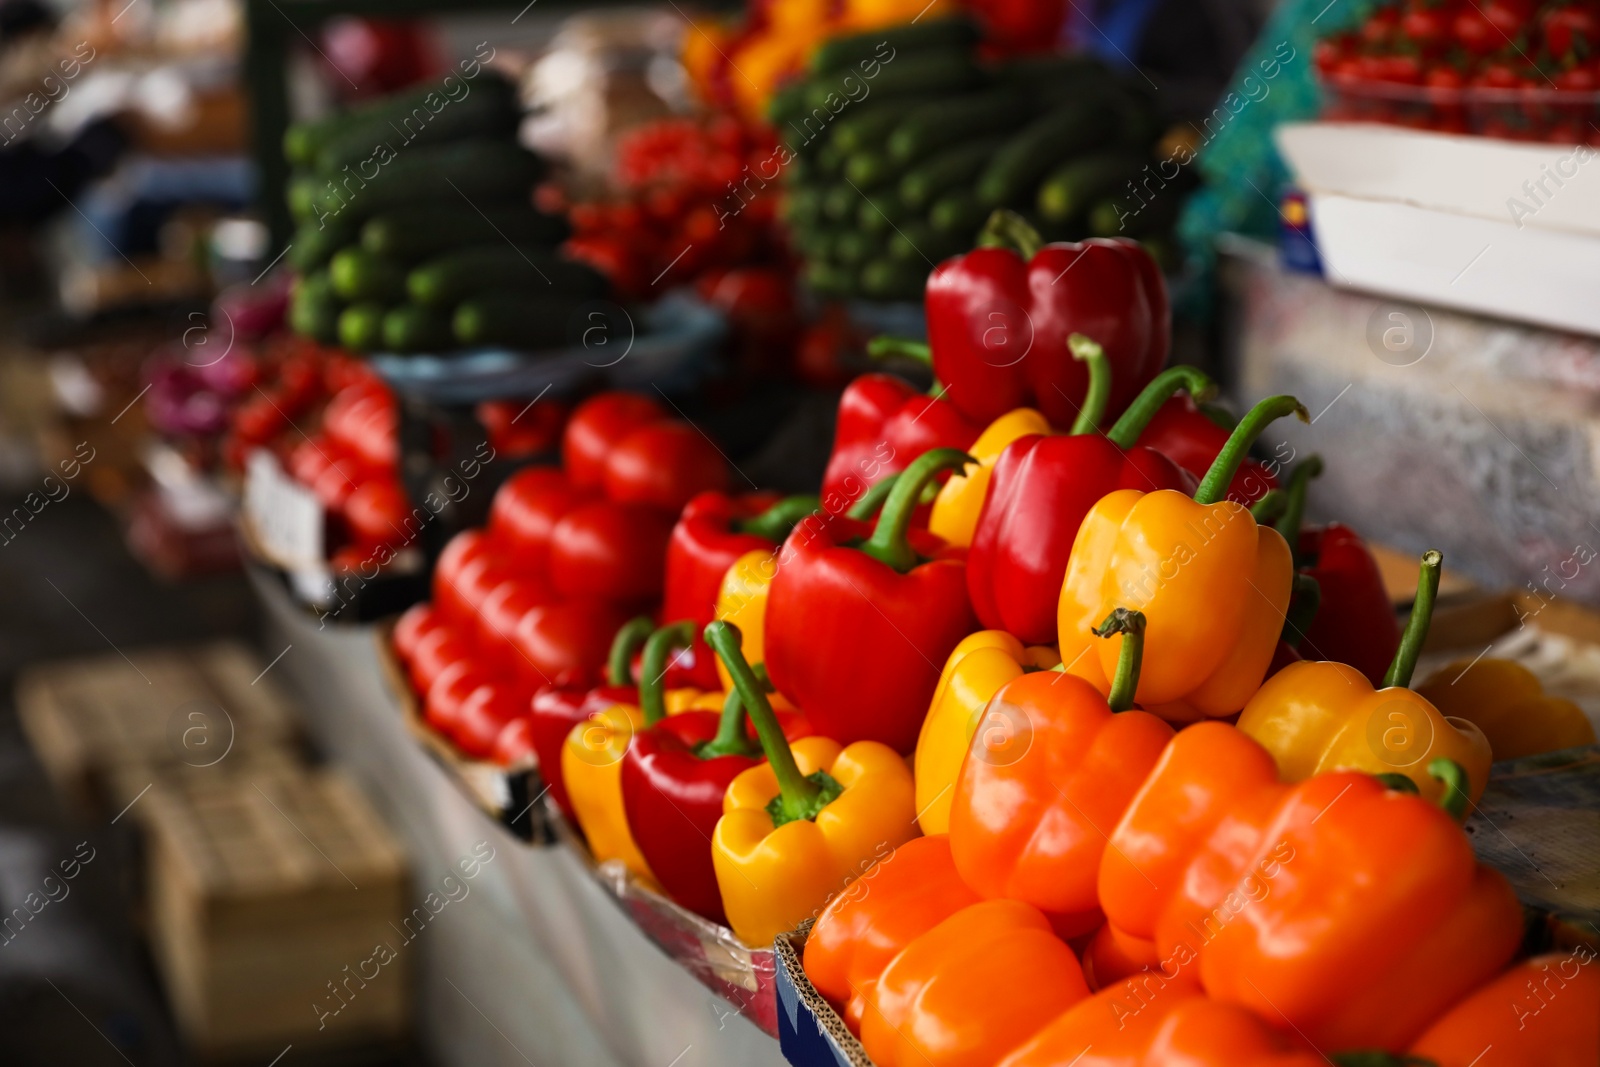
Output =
[
  {"x1": 477, "y1": 399, "x2": 567, "y2": 458},
  {"x1": 488, "y1": 467, "x2": 590, "y2": 571},
  {"x1": 1401, "y1": 7, "x2": 1451, "y2": 51},
  {"x1": 1453, "y1": 8, "x2": 1504, "y2": 53},
  {"x1": 1544, "y1": 4, "x2": 1600, "y2": 58},
  {"x1": 410, "y1": 624, "x2": 472, "y2": 696},
  {"x1": 511, "y1": 598, "x2": 631, "y2": 688},
  {"x1": 323, "y1": 382, "x2": 397, "y2": 471},
  {"x1": 434, "y1": 530, "x2": 496, "y2": 627},
  {"x1": 233, "y1": 393, "x2": 289, "y2": 444},
  {"x1": 345, "y1": 477, "x2": 411, "y2": 549},
  {"x1": 278, "y1": 352, "x2": 324, "y2": 412},
  {"x1": 393, "y1": 602, "x2": 441, "y2": 664},
  {"x1": 477, "y1": 576, "x2": 557, "y2": 666},
  {"x1": 490, "y1": 716, "x2": 534, "y2": 767},
  {"x1": 548, "y1": 501, "x2": 674, "y2": 602},
  {"x1": 425, "y1": 660, "x2": 491, "y2": 737},
  {"x1": 602, "y1": 422, "x2": 731, "y2": 513},
  {"x1": 329, "y1": 544, "x2": 369, "y2": 574},
  {"x1": 446, "y1": 550, "x2": 514, "y2": 635},
  {"x1": 287, "y1": 434, "x2": 337, "y2": 486},
  {"x1": 453, "y1": 683, "x2": 526, "y2": 759},
  {"x1": 1362, "y1": 5, "x2": 1400, "y2": 45},
  {"x1": 311, "y1": 455, "x2": 368, "y2": 514},
  {"x1": 561, "y1": 392, "x2": 668, "y2": 491}
]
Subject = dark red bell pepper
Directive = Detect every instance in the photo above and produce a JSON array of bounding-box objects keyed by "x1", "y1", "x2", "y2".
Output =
[
  {"x1": 924, "y1": 210, "x2": 1168, "y2": 429},
  {"x1": 966, "y1": 343, "x2": 1207, "y2": 644},
  {"x1": 663, "y1": 490, "x2": 821, "y2": 688},
  {"x1": 820, "y1": 372, "x2": 980, "y2": 515},
  {"x1": 620, "y1": 621, "x2": 812, "y2": 922},
  {"x1": 1274, "y1": 457, "x2": 1401, "y2": 687},
  {"x1": 767, "y1": 448, "x2": 978, "y2": 753},
  {"x1": 527, "y1": 616, "x2": 651, "y2": 821},
  {"x1": 1136, "y1": 394, "x2": 1278, "y2": 505}
]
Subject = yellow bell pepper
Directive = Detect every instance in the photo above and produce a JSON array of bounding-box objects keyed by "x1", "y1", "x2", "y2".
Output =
[
  {"x1": 913, "y1": 631, "x2": 1058, "y2": 834},
  {"x1": 928, "y1": 408, "x2": 1051, "y2": 548},
  {"x1": 1238, "y1": 550, "x2": 1494, "y2": 804},
  {"x1": 712, "y1": 548, "x2": 795, "y2": 709},
  {"x1": 705, "y1": 621, "x2": 919, "y2": 946},
  {"x1": 1417, "y1": 656, "x2": 1596, "y2": 761},
  {"x1": 1056, "y1": 396, "x2": 1302, "y2": 721}
]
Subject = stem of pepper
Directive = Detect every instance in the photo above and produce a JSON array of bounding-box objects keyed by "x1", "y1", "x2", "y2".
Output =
[
  {"x1": 1383, "y1": 550, "x2": 1443, "y2": 690},
  {"x1": 846, "y1": 473, "x2": 899, "y2": 521},
  {"x1": 639, "y1": 621, "x2": 696, "y2": 726},
  {"x1": 736, "y1": 495, "x2": 821, "y2": 542},
  {"x1": 1066, "y1": 334, "x2": 1112, "y2": 436},
  {"x1": 1273, "y1": 455, "x2": 1325, "y2": 558},
  {"x1": 866, "y1": 336, "x2": 932, "y2": 365},
  {"x1": 1428, "y1": 758, "x2": 1470, "y2": 821},
  {"x1": 976, "y1": 209, "x2": 1045, "y2": 259},
  {"x1": 705, "y1": 621, "x2": 834, "y2": 824},
  {"x1": 858, "y1": 448, "x2": 977, "y2": 572},
  {"x1": 1193, "y1": 395, "x2": 1309, "y2": 507},
  {"x1": 607, "y1": 615, "x2": 656, "y2": 687},
  {"x1": 1103, "y1": 366, "x2": 1218, "y2": 449},
  {"x1": 1249, "y1": 489, "x2": 1288, "y2": 525},
  {"x1": 1282, "y1": 574, "x2": 1321, "y2": 650},
  {"x1": 1092, "y1": 608, "x2": 1146, "y2": 712}
]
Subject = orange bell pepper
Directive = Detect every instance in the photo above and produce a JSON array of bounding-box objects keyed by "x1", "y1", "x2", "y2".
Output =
[
  {"x1": 1056, "y1": 396, "x2": 1304, "y2": 721},
  {"x1": 1409, "y1": 949, "x2": 1600, "y2": 1067},
  {"x1": 949, "y1": 610, "x2": 1174, "y2": 936},
  {"x1": 1238, "y1": 551, "x2": 1493, "y2": 804},
  {"x1": 1417, "y1": 655, "x2": 1597, "y2": 761},
  {"x1": 803, "y1": 834, "x2": 982, "y2": 1035},
  {"x1": 861, "y1": 898, "x2": 1090, "y2": 1067},
  {"x1": 999, "y1": 983, "x2": 1322, "y2": 1067}
]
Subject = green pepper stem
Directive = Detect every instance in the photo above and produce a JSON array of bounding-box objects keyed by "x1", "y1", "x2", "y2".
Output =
[
  {"x1": 1374, "y1": 773, "x2": 1419, "y2": 794},
  {"x1": 1194, "y1": 395, "x2": 1309, "y2": 506},
  {"x1": 1281, "y1": 573, "x2": 1321, "y2": 650},
  {"x1": 859, "y1": 449, "x2": 976, "y2": 572},
  {"x1": 1383, "y1": 550, "x2": 1442, "y2": 690},
  {"x1": 736, "y1": 495, "x2": 821, "y2": 543},
  {"x1": 1274, "y1": 455, "x2": 1325, "y2": 556},
  {"x1": 705, "y1": 621, "x2": 819, "y2": 820},
  {"x1": 976, "y1": 209, "x2": 1045, "y2": 259},
  {"x1": 846, "y1": 473, "x2": 899, "y2": 521},
  {"x1": 1104, "y1": 366, "x2": 1218, "y2": 450},
  {"x1": 698, "y1": 688, "x2": 758, "y2": 759},
  {"x1": 1249, "y1": 489, "x2": 1287, "y2": 525},
  {"x1": 1093, "y1": 608, "x2": 1146, "y2": 712},
  {"x1": 639, "y1": 621, "x2": 696, "y2": 726},
  {"x1": 866, "y1": 336, "x2": 932, "y2": 366},
  {"x1": 1329, "y1": 1052, "x2": 1439, "y2": 1067},
  {"x1": 1067, "y1": 334, "x2": 1112, "y2": 436},
  {"x1": 607, "y1": 616, "x2": 656, "y2": 687},
  {"x1": 1428, "y1": 758, "x2": 1470, "y2": 821}
]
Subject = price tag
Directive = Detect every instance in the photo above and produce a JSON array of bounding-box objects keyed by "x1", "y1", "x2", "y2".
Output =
[{"x1": 244, "y1": 449, "x2": 324, "y2": 571}]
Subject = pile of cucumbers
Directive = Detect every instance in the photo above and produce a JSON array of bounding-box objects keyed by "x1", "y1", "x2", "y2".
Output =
[
  {"x1": 283, "y1": 72, "x2": 608, "y2": 354},
  {"x1": 773, "y1": 19, "x2": 1178, "y2": 302}
]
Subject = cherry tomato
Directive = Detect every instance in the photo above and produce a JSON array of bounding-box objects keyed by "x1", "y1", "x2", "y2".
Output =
[
  {"x1": 561, "y1": 392, "x2": 668, "y2": 491},
  {"x1": 511, "y1": 598, "x2": 631, "y2": 688},
  {"x1": 548, "y1": 501, "x2": 674, "y2": 602},
  {"x1": 490, "y1": 716, "x2": 534, "y2": 767},
  {"x1": 425, "y1": 659, "x2": 492, "y2": 737},
  {"x1": 488, "y1": 466, "x2": 589, "y2": 573},
  {"x1": 345, "y1": 477, "x2": 411, "y2": 549},
  {"x1": 453, "y1": 683, "x2": 526, "y2": 759},
  {"x1": 1454, "y1": 8, "x2": 1504, "y2": 54},
  {"x1": 410, "y1": 624, "x2": 473, "y2": 695},
  {"x1": 602, "y1": 422, "x2": 730, "y2": 513},
  {"x1": 1544, "y1": 4, "x2": 1600, "y2": 58},
  {"x1": 393, "y1": 602, "x2": 441, "y2": 664}
]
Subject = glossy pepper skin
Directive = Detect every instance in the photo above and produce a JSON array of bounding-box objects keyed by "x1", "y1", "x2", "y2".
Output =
[
  {"x1": 861, "y1": 899, "x2": 1090, "y2": 1067},
  {"x1": 1056, "y1": 396, "x2": 1304, "y2": 721},
  {"x1": 968, "y1": 351, "x2": 1209, "y2": 645},
  {"x1": 620, "y1": 622, "x2": 811, "y2": 923},
  {"x1": 927, "y1": 407, "x2": 1051, "y2": 549},
  {"x1": 819, "y1": 372, "x2": 980, "y2": 515},
  {"x1": 766, "y1": 449, "x2": 979, "y2": 753},
  {"x1": 949, "y1": 614, "x2": 1175, "y2": 936},
  {"x1": 1418, "y1": 656, "x2": 1597, "y2": 760},
  {"x1": 803, "y1": 835, "x2": 982, "y2": 1035},
  {"x1": 924, "y1": 210, "x2": 1167, "y2": 429},
  {"x1": 707, "y1": 622, "x2": 918, "y2": 947},
  {"x1": 1136, "y1": 393, "x2": 1278, "y2": 506},
  {"x1": 913, "y1": 631, "x2": 1058, "y2": 836},
  {"x1": 1238, "y1": 552, "x2": 1494, "y2": 804},
  {"x1": 711, "y1": 549, "x2": 791, "y2": 704},
  {"x1": 1409, "y1": 950, "x2": 1600, "y2": 1067},
  {"x1": 548, "y1": 500, "x2": 675, "y2": 603}
]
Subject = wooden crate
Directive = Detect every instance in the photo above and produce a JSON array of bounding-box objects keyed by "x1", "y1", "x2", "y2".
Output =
[
  {"x1": 138, "y1": 762, "x2": 409, "y2": 1060},
  {"x1": 15, "y1": 642, "x2": 300, "y2": 816}
]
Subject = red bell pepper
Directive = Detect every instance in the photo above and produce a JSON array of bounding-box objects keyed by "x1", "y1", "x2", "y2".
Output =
[
  {"x1": 967, "y1": 342, "x2": 1208, "y2": 645},
  {"x1": 620, "y1": 621, "x2": 811, "y2": 922},
  {"x1": 663, "y1": 490, "x2": 821, "y2": 688},
  {"x1": 527, "y1": 616, "x2": 651, "y2": 821},
  {"x1": 924, "y1": 210, "x2": 1167, "y2": 428},
  {"x1": 1137, "y1": 394, "x2": 1278, "y2": 506},
  {"x1": 1273, "y1": 457, "x2": 1400, "y2": 687},
  {"x1": 766, "y1": 448, "x2": 979, "y2": 753},
  {"x1": 548, "y1": 500, "x2": 674, "y2": 603},
  {"x1": 819, "y1": 372, "x2": 981, "y2": 516}
]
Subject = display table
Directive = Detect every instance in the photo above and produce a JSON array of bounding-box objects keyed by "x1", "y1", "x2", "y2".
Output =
[{"x1": 250, "y1": 565, "x2": 786, "y2": 1067}]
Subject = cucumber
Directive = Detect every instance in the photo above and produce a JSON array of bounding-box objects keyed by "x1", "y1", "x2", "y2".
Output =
[
  {"x1": 802, "y1": 51, "x2": 984, "y2": 113},
  {"x1": 887, "y1": 88, "x2": 1030, "y2": 165},
  {"x1": 453, "y1": 292, "x2": 630, "y2": 351},
  {"x1": 799, "y1": 230, "x2": 840, "y2": 261},
  {"x1": 899, "y1": 136, "x2": 1006, "y2": 210},
  {"x1": 816, "y1": 141, "x2": 846, "y2": 176},
  {"x1": 329, "y1": 247, "x2": 407, "y2": 303},
  {"x1": 929, "y1": 191, "x2": 985, "y2": 240},
  {"x1": 804, "y1": 260, "x2": 855, "y2": 296},
  {"x1": 289, "y1": 272, "x2": 340, "y2": 344},
  {"x1": 1037, "y1": 152, "x2": 1144, "y2": 223},
  {"x1": 889, "y1": 221, "x2": 936, "y2": 265},
  {"x1": 768, "y1": 83, "x2": 809, "y2": 130},
  {"x1": 809, "y1": 17, "x2": 980, "y2": 74},
  {"x1": 833, "y1": 230, "x2": 877, "y2": 267},
  {"x1": 312, "y1": 140, "x2": 545, "y2": 224},
  {"x1": 976, "y1": 108, "x2": 1120, "y2": 209},
  {"x1": 844, "y1": 150, "x2": 896, "y2": 189},
  {"x1": 859, "y1": 257, "x2": 926, "y2": 302},
  {"x1": 831, "y1": 102, "x2": 921, "y2": 155},
  {"x1": 999, "y1": 54, "x2": 1112, "y2": 96},
  {"x1": 408, "y1": 246, "x2": 608, "y2": 308},
  {"x1": 783, "y1": 187, "x2": 825, "y2": 229},
  {"x1": 284, "y1": 71, "x2": 518, "y2": 167},
  {"x1": 1088, "y1": 185, "x2": 1182, "y2": 238},
  {"x1": 337, "y1": 302, "x2": 389, "y2": 351},
  {"x1": 858, "y1": 190, "x2": 909, "y2": 236},
  {"x1": 821, "y1": 184, "x2": 858, "y2": 223},
  {"x1": 287, "y1": 173, "x2": 323, "y2": 223},
  {"x1": 314, "y1": 82, "x2": 519, "y2": 174},
  {"x1": 361, "y1": 205, "x2": 569, "y2": 262},
  {"x1": 286, "y1": 219, "x2": 358, "y2": 273},
  {"x1": 382, "y1": 304, "x2": 455, "y2": 353}
]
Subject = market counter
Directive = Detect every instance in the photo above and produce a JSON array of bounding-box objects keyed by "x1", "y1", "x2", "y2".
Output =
[{"x1": 250, "y1": 565, "x2": 786, "y2": 1067}]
